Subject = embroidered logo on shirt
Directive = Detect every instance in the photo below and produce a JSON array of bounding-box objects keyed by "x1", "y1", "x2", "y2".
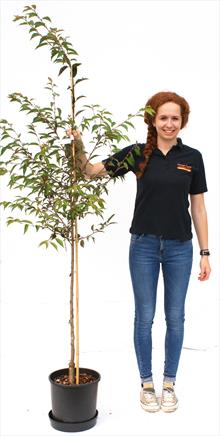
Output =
[{"x1": 177, "y1": 163, "x2": 192, "y2": 172}]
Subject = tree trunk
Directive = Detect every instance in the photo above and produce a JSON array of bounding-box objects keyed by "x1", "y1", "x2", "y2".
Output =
[
  {"x1": 69, "y1": 222, "x2": 75, "y2": 383},
  {"x1": 75, "y1": 219, "x2": 80, "y2": 384},
  {"x1": 69, "y1": 62, "x2": 80, "y2": 384}
]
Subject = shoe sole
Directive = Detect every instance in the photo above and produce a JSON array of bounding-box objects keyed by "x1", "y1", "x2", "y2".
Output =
[
  {"x1": 161, "y1": 402, "x2": 178, "y2": 413},
  {"x1": 140, "y1": 402, "x2": 160, "y2": 413}
]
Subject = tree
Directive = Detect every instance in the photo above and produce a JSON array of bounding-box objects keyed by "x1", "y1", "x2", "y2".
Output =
[{"x1": 0, "y1": 4, "x2": 154, "y2": 385}]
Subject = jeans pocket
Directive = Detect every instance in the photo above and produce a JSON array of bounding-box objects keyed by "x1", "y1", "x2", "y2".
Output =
[{"x1": 131, "y1": 233, "x2": 145, "y2": 242}]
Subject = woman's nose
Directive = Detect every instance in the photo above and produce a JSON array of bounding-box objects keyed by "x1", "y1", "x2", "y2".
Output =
[{"x1": 166, "y1": 119, "x2": 173, "y2": 127}]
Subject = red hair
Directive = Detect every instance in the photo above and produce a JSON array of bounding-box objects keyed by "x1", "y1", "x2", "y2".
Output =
[{"x1": 136, "y1": 91, "x2": 190, "y2": 178}]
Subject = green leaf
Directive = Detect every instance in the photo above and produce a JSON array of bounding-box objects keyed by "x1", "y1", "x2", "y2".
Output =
[
  {"x1": 0, "y1": 201, "x2": 10, "y2": 209},
  {"x1": 54, "y1": 58, "x2": 65, "y2": 64},
  {"x1": 34, "y1": 22, "x2": 46, "y2": 28},
  {"x1": 30, "y1": 32, "x2": 39, "y2": 40},
  {"x1": 124, "y1": 120, "x2": 135, "y2": 128},
  {"x1": 107, "y1": 214, "x2": 115, "y2": 222},
  {"x1": 1, "y1": 145, "x2": 14, "y2": 155},
  {"x1": 75, "y1": 95, "x2": 86, "y2": 102},
  {"x1": 145, "y1": 105, "x2": 156, "y2": 116},
  {"x1": 50, "y1": 241, "x2": 58, "y2": 251},
  {"x1": 92, "y1": 124, "x2": 100, "y2": 132},
  {"x1": 122, "y1": 162, "x2": 128, "y2": 170},
  {"x1": 39, "y1": 35, "x2": 49, "y2": 44},
  {"x1": 58, "y1": 65, "x2": 68, "y2": 76},
  {"x1": 68, "y1": 48, "x2": 78, "y2": 55},
  {"x1": 133, "y1": 144, "x2": 141, "y2": 156},
  {"x1": 71, "y1": 64, "x2": 78, "y2": 78},
  {"x1": 75, "y1": 77, "x2": 88, "y2": 85},
  {"x1": 13, "y1": 15, "x2": 24, "y2": 22},
  {"x1": 28, "y1": 12, "x2": 37, "y2": 18},
  {"x1": 0, "y1": 168, "x2": 7, "y2": 175},
  {"x1": 35, "y1": 42, "x2": 48, "y2": 49},
  {"x1": 7, "y1": 219, "x2": 16, "y2": 226},
  {"x1": 39, "y1": 240, "x2": 49, "y2": 249},
  {"x1": 1, "y1": 132, "x2": 10, "y2": 139},
  {"x1": 55, "y1": 238, "x2": 64, "y2": 248},
  {"x1": 126, "y1": 154, "x2": 135, "y2": 167},
  {"x1": 24, "y1": 223, "x2": 29, "y2": 234},
  {"x1": 45, "y1": 33, "x2": 57, "y2": 41},
  {"x1": 75, "y1": 109, "x2": 85, "y2": 117},
  {"x1": 42, "y1": 16, "x2": 52, "y2": 22}
]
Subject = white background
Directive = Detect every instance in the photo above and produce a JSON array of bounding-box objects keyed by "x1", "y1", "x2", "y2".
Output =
[{"x1": 0, "y1": 1, "x2": 219, "y2": 435}]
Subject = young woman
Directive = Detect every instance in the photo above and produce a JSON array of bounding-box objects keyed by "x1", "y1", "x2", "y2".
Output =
[{"x1": 68, "y1": 91, "x2": 211, "y2": 413}]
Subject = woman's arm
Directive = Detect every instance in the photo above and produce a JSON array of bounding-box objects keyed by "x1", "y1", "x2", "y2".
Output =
[
  {"x1": 190, "y1": 193, "x2": 211, "y2": 281},
  {"x1": 190, "y1": 193, "x2": 208, "y2": 249},
  {"x1": 67, "y1": 129, "x2": 108, "y2": 178}
]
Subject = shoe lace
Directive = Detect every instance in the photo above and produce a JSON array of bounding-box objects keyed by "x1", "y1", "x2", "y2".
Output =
[
  {"x1": 143, "y1": 389, "x2": 156, "y2": 401},
  {"x1": 162, "y1": 387, "x2": 175, "y2": 401}
]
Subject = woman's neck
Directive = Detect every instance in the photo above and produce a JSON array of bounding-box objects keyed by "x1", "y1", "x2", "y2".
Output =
[{"x1": 157, "y1": 137, "x2": 178, "y2": 152}]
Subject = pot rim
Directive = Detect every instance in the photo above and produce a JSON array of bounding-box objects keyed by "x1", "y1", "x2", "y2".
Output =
[{"x1": 49, "y1": 367, "x2": 101, "y2": 387}]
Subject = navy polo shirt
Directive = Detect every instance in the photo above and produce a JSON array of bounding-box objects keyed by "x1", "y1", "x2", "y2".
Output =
[{"x1": 102, "y1": 137, "x2": 208, "y2": 241}]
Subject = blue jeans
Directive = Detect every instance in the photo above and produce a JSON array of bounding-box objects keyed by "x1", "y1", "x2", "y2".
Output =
[{"x1": 129, "y1": 233, "x2": 193, "y2": 383}]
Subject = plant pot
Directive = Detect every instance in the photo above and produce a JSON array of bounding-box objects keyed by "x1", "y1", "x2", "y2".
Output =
[{"x1": 48, "y1": 367, "x2": 101, "y2": 432}]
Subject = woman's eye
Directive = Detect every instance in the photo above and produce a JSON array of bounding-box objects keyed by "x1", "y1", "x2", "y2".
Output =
[{"x1": 159, "y1": 116, "x2": 180, "y2": 121}]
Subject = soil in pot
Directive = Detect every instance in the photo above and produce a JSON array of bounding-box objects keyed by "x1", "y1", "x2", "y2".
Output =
[{"x1": 54, "y1": 372, "x2": 95, "y2": 385}]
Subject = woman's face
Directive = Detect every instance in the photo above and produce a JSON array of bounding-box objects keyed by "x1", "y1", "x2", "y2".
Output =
[{"x1": 153, "y1": 102, "x2": 182, "y2": 142}]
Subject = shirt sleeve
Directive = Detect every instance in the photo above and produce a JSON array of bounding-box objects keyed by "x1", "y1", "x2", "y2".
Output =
[
  {"x1": 102, "y1": 143, "x2": 143, "y2": 178},
  {"x1": 189, "y1": 151, "x2": 208, "y2": 194}
]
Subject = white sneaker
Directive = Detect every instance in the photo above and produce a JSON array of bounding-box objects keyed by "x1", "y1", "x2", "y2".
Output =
[
  {"x1": 140, "y1": 382, "x2": 160, "y2": 412},
  {"x1": 161, "y1": 381, "x2": 178, "y2": 412}
]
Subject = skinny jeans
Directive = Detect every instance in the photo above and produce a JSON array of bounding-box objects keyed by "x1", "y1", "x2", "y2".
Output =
[{"x1": 129, "y1": 233, "x2": 193, "y2": 383}]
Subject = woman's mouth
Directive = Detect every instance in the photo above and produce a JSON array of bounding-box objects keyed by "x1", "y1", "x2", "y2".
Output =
[{"x1": 163, "y1": 130, "x2": 175, "y2": 134}]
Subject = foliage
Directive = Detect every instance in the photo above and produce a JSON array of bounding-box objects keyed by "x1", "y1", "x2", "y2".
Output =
[
  {"x1": 0, "y1": 4, "x2": 153, "y2": 250},
  {"x1": 0, "y1": 4, "x2": 155, "y2": 384}
]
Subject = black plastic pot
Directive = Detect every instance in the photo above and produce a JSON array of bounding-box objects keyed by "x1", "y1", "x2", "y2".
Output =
[{"x1": 48, "y1": 367, "x2": 101, "y2": 432}]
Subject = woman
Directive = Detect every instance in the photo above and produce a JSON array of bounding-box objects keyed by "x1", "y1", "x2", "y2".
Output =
[{"x1": 68, "y1": 91, "x2": 211, "y2": 413}]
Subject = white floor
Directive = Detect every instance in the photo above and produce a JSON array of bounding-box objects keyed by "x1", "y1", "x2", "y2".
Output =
[
  {"x1": 1, "y1": 222, "x2": 220, "y2": 436},
  {"x1": 0, "y1": 300, "x2": 219, "y2": 436}
]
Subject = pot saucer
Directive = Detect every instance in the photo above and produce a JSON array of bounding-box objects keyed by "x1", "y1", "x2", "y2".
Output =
[{"x1": 48, "y1": 409, "x2": 98, "y2": 432}]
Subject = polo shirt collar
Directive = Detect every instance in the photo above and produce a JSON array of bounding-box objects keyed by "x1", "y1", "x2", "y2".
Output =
[{"x1": 153, "y1": 137, "x2": 183, "y2": 155}]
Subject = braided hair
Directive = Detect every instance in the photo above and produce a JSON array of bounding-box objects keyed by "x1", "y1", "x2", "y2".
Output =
[{"x1": 136, "y1": 91, "x2": 190, "y2": 178}]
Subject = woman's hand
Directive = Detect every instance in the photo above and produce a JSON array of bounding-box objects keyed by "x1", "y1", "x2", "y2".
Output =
[
  {"x1": 67, "y1": 128, "x2": 82, "y2": 142},
  {"x1": 66, "y1": 128, "x2": 85, "y2": 154},
  {"x1": 66, "y1": 128, "x2": 107, "y2": 178},
  {"x1": 198, "y1": 256, "x2": 211, "y2": 281}
]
